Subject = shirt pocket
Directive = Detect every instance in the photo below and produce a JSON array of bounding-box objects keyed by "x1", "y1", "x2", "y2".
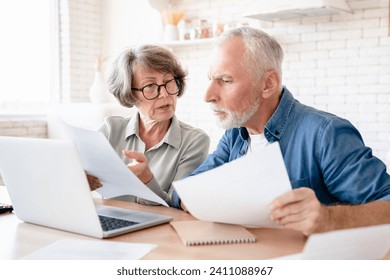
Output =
[{"x1": 290, "y1": 178, "x2": 310, "y2": 189}]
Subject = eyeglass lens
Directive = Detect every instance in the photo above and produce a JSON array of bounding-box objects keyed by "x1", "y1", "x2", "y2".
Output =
[{"x1": 143, "y1": 79, "x2": 179, "y2": 99}]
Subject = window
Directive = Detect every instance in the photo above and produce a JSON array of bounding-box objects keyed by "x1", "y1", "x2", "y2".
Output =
[{"x1": 0, "y1": 0, "x2": 58, "y2": 113}]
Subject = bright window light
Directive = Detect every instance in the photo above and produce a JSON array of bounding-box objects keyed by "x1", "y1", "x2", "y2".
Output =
[{"x1": 0, "y1": 0, "x2": 53, "y2": 113}]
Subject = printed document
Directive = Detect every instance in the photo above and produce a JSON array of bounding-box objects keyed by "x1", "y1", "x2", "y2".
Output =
[
  {"x1": 273, "y1": 224, "x2": 390, "y2": 260},
  {"x1": 21, "y1": 238, "x2": 156, "y2": 260},
  {"x1": 61, "y1": 119, "x2": 168, "y2": 206},
  {"x1": 173, "y1": 142, "x2": 291, "y2": 228}
]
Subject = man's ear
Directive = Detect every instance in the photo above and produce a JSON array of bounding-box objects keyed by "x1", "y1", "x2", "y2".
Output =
[{"x1": 261, "y1": 70, "x2": 280, "y2": 99}]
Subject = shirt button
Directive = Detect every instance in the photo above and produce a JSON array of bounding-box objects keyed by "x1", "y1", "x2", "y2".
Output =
[{"x1": 240, "y1": 150, "x2": 246, "y2": 155}]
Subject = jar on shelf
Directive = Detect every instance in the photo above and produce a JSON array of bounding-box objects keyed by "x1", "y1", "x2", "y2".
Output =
[
  {"x1": 178, "y1": 20, "x2": 191, "y2": 41},
  {"x1": 163, "y1": 24, "x2": 179, "y2": 41},
  {"x1": 199, "y1": 19, "x2": 211, "y2": 39},
  {"x1": 212, "y1": 20, "x2": 225, "y2": 37}
]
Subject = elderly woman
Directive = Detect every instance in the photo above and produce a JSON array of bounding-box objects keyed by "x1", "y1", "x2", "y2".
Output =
[{"x1": 101, "y1": 45, "x2": 210, "y2": 206}]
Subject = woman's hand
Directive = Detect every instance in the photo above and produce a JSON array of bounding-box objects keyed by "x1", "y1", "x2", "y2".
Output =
[
  {"x1": 85, "y1": 172, "x2": 102, "y2": 191},
  {"x1": 122, "y1": 150, "x2": 154, "y2": 184}
]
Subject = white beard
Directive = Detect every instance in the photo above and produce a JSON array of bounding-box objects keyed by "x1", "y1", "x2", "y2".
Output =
[{"x1": 210, "y1": 93, "x2": 260, "y2": 129}]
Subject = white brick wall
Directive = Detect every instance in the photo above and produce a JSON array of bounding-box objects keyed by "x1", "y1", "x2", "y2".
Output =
[
  {"x1": 165, "y1": 0, "x2": 390, "y2": 162},
  {"x1": 59, "y1": 0, "x2": 102, "y2": 103},
  {"x1": 58, "y1": 0, "x2": 390, "y2": 163},
  {"x1": 0, "y1": 119, "x2": 47, "y2": 138}
]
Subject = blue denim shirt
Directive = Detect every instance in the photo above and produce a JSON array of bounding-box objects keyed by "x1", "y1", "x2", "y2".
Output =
[{"x1": 172, "y1": 87, "x2": 390, "y2": 208}]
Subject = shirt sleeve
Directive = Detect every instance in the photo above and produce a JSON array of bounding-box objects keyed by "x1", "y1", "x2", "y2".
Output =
[
  {"x1": 171, "y1": 132, "x2": 210, "y2": 183},
  {"x1": 188, "y1": 130, "x2": 232, "y2": 176},
  {"x1": 318, "y1": 117, "x2": 390, "y2": 203},
  {"x1": 144, "y1": 132, "x2": 210, "y2": 207},
  {"x1": 135, "y1": 177, "x2": 170, "y2": 206}
]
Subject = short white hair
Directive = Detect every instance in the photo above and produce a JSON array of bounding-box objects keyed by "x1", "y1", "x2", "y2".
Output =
[{"x1": 218, "y1": 27, "x2": 283, "y2": 87}]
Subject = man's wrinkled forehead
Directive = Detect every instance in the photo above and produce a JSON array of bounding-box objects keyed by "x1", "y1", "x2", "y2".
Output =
[{"x1": 207, "y1": 41, "x2": 246, "y2": 79}]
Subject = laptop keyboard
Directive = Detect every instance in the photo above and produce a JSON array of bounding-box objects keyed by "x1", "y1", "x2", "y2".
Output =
[{"x1": 98, "y1": 215, "x2": 139, "y2": 231}]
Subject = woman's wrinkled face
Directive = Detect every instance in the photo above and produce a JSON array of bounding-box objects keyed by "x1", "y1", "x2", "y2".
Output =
[{"x1": 132, "y1": 68, "x2": 178, "y2": 122}]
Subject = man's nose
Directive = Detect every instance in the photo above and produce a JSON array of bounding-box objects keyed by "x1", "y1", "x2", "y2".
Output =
[{"x1": 204, "y1": 81, "x2": 218, "y2": 103}]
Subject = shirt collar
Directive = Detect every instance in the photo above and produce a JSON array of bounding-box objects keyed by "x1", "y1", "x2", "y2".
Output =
[
  {"x1": 125, "y1": 112, "x2": 181, "y2": 150},
  {"x1": 125, "y1": 112, "x2": 140, "y2": 138},
  {"x1": 237, "y1": 87, "x2": 295, "y2": 142},
  {"x1": 238, "y1": 127, "x2": 249, "y2": 141},
  {"x1": 264, "y1": 86, "x2": 295, "y2": 142}
]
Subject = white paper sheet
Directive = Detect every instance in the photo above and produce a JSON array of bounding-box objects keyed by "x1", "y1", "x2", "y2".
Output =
[
  {"x1": 60, "y1": 119, "x2": 168, "y2": 206},
  {"x1": 21, "y1": 238, "x2": 156, "y2": 260},
  {"x1": 172, "y1": 142, "x2": 291, "y2": 228},
  {"x1": 272, "y1": 224, "x2": 390, "y2": 260}
]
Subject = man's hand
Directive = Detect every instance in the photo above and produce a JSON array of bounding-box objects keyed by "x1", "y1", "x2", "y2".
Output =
[
  {"x1": 122, "y1": 150, "x2": 154, "y2": 184},
  {"x1": 85, "y1": 172, "x2": 102, "y2": 191},
  {"x1": 269, "y1": 187, "x2": 330, "y2": 236}
]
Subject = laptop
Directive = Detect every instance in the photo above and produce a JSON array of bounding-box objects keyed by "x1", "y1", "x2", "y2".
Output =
[{"x1": 0, "y1": 136, "x2": 172, "y2": 238}]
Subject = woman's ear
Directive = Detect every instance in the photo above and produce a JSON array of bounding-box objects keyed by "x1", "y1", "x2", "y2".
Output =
[{"x1": 261, "y1": 70, "x2": 280, "y2": 99}]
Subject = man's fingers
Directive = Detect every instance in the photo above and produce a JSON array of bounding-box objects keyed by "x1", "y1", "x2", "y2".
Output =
[
  {"x1": 270, "y1": 200, "x2": 305, "y2": 220},
  {"x1": 269, "y1": 187, "x2": 313, "y2": 210}
]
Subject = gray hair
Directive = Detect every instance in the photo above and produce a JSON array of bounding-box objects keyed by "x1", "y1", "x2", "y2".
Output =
[
  {"x1": 217, "y1": 27, "x2": 283, "y2": 86},
  {"x1": 107, "y1": 45, "x2": 187, "y2": 108}
]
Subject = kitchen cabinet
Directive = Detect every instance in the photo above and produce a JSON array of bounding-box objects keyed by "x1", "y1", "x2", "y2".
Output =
[{"x1": 244, "y1": 0, "x2": 352, "y2": 21}]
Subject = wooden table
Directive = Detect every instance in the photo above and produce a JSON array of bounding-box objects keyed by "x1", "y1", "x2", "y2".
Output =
[
  {"x1": 2, "y1": 186, "x2": 388, "y2": 260},
  {"x1": 0, "y1": 185, "x2": 306, "y2": 260}
]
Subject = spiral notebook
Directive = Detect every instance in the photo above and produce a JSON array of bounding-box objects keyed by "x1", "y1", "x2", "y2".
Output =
[{"x1": 170, "y1": 220, "x2": 256, "y2": 246}]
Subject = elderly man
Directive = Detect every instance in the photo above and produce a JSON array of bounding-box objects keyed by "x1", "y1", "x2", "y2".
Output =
[{"x1": 172, "y1": 27, "x2": 390, "y2": 236}]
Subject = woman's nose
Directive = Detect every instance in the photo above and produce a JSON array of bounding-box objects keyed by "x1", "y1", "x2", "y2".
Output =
[{"x1": 157, "y1": 85, "x2": 169, "y2": 98}]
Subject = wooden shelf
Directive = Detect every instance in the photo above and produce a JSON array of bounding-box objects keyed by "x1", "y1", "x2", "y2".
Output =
[{"x1": 159, "y1": 37, "x2": 216, "y2": 47}]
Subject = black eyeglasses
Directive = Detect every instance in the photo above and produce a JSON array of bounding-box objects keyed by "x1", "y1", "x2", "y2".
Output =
[{"x1": 131, "y1": 78, "x2": 181, "y2": 100}]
